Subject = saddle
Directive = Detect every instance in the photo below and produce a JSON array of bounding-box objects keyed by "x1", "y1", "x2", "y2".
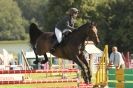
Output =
[{"x1": 50, "y1": 32, "x2": 71, "y2": 53}]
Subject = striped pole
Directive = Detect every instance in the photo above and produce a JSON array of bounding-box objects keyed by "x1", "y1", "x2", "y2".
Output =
[
  {"x1": 0, "y1": 79, "x2": 78, "y2": 84},
  {"x1": 0, "y1": 69, "x2": 79, "y2": 74}
]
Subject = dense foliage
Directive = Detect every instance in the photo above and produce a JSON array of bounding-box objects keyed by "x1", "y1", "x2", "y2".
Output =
[
  {"x1": 95, "y1": 0, "x2": 133, "y2": 52},
  {"x1": 0, "y1": 0, "x2": 132, "y2": 53},
  {"x1": 0, "y1": 0, "x2": 28, "y2": 40}
]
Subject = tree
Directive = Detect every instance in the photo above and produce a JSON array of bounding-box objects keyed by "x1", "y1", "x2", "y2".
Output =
[
  {"x1": 43, "y1": 0, "x2": 98, "y2": 31},
  {"x1": 95, "y1": 0, "x2": 133, "y2": 53},
  {"x1": 0, "y1": 0, "x2": 28, "y2": 40},
  {"x1": 16, "y1": 0, "x2": 48, "y2": 28}
]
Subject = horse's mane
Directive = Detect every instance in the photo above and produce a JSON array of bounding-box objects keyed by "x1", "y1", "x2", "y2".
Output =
[
  {"x1": 72, "y1": 22, "x2": 89, "y2": 33},
  {"x1": 73, "y1": 21, "x2": 97, "y2": 33},
  {"x1": 67, "y1": 22, "x2": 90, "y2": 39},
  {"x1": 63, "y1": 22, "x2": 90, "y2": 46}
]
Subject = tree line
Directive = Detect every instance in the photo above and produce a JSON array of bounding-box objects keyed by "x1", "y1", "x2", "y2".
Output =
[{"x1": 0, "y1": 0, "x2": 132, "y2": 53}]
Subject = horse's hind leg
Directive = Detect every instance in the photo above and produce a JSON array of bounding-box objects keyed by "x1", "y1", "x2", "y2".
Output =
[
  {"x1": 41, "y1": 53, "x2": 48, "y2": 64},
  {"x1": 78, "y1": 53, "x2": 92, "y2": 83},
  {"x1": 33, "y1": 47, "x2": 39, "y2": 64},
  {"x1": 72, "y1": 55, "x2": 88, "y2": 83}
]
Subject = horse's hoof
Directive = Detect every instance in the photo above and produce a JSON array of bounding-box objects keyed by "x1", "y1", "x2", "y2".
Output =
[
  {"x1": 85, "y1": 81, "x2": 89, "y2": 84},
  {"x1": 88, "y1": 76, "x2": 92, "y2": 83},
  {"x1": 33, "y1": 60, "x2": 39, "y2": 64},
  {"x1": 84, "y1": 78, "x2": 88, "y2": 84},
  {"x1": 41, "y1": 60, "x2": 47, "y2": 64}
]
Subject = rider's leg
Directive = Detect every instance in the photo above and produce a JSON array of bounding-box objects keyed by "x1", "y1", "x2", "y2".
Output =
[
  {"x1": 61, "y1": 29, "x2": 72, "y2": 42},
  {"x1": 55, "y1": 27, "x2": 62, "y2": 43},
  {"x1": 50, "y1": 28, "x2": 62, "y2": 52}
]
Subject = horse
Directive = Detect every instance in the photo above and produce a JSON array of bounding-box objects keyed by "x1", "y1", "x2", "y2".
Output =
[{"x1": 29, "y1": 21, "x2": 100, "y2": 83}]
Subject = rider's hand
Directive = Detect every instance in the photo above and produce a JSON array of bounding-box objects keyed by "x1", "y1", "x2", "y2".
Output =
[{"x1": 68, "y1": 30, "x2": 72, "y2": 33}]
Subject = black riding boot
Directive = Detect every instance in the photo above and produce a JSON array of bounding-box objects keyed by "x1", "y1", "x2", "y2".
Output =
[{"x1": 50, "y1": 41, "x2": 60, "y2": 53}]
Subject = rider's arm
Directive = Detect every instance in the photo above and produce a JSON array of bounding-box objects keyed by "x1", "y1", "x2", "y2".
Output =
[
  {"x1": 65, "y1": 17, "x2": 75, "y2": 30},
  {"x1": 66, "y1": 20, "x2": 75, "y2": 30}
]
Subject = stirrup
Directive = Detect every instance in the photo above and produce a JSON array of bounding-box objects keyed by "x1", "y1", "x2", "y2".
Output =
[
  {"x1": 51, "y1": 48, "x2": 55, "y2": 51},
  {"x1": 50, "y1": 48, "x2": 56, "y2": 53}
]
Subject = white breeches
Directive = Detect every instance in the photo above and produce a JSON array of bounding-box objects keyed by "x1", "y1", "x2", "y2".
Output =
[{"x1": 55, "y1": 28, "x2": 62, "y2": 43}]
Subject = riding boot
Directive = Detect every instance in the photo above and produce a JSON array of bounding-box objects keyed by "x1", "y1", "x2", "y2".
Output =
[{"x1": 50, "y1": 41, "x2": 60, "y2": 53}]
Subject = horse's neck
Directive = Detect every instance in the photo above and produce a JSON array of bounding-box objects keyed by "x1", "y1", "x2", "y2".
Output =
[
  {"x1": 70, "y1": 27, "x2": 88, "y2": 45},
  {"x1": 75, "y1": 29, "x2": 87, "y2": 42}
]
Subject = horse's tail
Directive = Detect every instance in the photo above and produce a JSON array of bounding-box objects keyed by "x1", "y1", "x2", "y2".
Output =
[
  {"x1": 29, "y1": 23, "x2": 43, "y2": 64},
  {"x1": 29, "y1": 23, "x2": 43, "y2": 47}
]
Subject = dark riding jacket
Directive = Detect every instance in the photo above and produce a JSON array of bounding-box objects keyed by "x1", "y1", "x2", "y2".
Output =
[{"x1": 56, "y1": 16, "x2": 75, "y2": 32}]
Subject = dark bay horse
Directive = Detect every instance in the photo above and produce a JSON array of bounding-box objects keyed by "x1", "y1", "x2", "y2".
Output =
[{"x1": 29, "y1": 22, "x2": 100, "y2": 83}]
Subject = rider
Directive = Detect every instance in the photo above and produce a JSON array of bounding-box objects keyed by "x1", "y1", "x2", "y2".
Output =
[{"x1": 51, "y1": 7, "x2": 79, "y2": 52}]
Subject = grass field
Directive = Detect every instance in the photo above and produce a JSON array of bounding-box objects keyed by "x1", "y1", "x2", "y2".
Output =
[{"x1": 0, "y1": 83, "x2": 77, "y2": 88}]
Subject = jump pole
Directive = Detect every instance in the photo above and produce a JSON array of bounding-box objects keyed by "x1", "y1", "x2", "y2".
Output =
[
  {"x1": 0, "y1": 79, "x2": 79, "y2": 85},
  {"x1": 0, "y1": 69, "x2": 79, "y2": 74}
]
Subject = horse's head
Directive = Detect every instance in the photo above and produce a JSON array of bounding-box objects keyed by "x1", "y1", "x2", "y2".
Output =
[{"x1": 87, "y1": 21, "x2": 100, "y2": 45}]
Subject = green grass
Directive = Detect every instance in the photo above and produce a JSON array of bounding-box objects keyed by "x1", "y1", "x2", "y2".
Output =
[{"x1": 0, "y1": 83, "x2": 77, "y2": 88}]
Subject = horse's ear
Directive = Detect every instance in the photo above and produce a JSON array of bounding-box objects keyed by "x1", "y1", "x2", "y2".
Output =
[
  {"x1": 87, "y1": 21, "x2": 97, "y2": 26},
  {"x1": 91, "y1": 21, "x2": 97, "y2": 26}
]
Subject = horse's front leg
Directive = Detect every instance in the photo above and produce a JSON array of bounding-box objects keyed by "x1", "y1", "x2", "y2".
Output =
[
  {"x1": 33, "y1": 47, "x2": 39, "y2": 64},
  {"x1": 78, "y1": 52, "x2": 92, "y2": 83},
  {"x1": 41, "y1": 53, "x2": 48, "y2": 64},
  {"x1": 71, "y1": 55, "x2": 88, "y2": 84}
]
